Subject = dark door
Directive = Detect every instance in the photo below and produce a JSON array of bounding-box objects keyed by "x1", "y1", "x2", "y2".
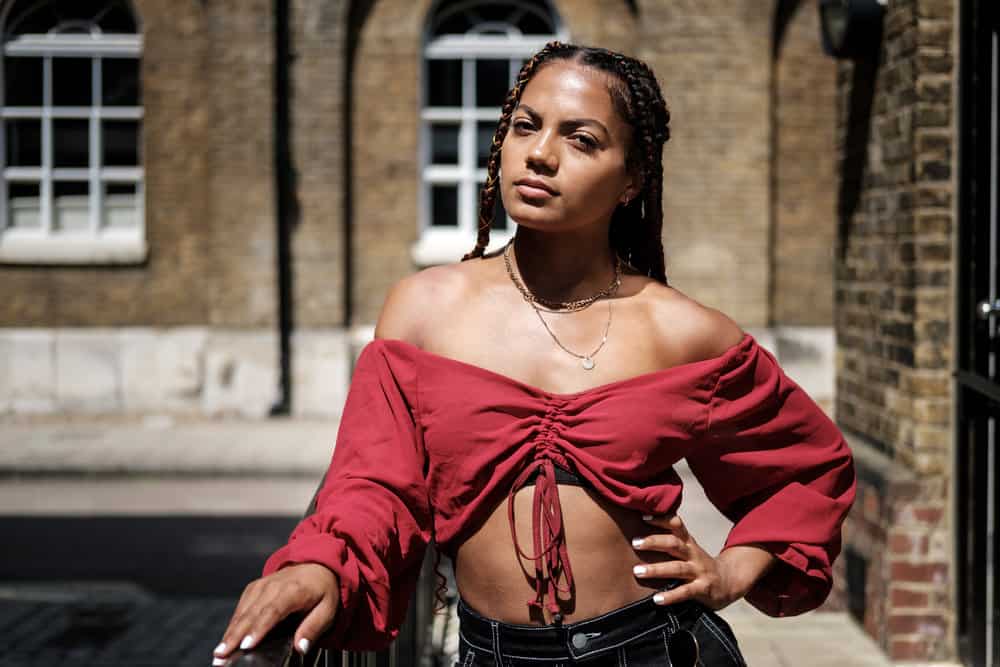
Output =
[{"x1": 956, "y1": 0, "x2": 1000, "y2": 665}]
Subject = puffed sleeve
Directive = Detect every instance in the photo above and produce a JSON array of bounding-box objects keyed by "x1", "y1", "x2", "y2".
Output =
[
  {"x1": 262, "y1": 340, "x2": 432, "y2": 651},
  {"x1": 685, "y1": 336, "x2": 856, "y2": 617}
]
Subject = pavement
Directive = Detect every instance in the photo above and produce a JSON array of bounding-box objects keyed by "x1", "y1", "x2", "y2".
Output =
[{"x1": 0, "y1": 415, "x2": 896, "y2": 666}]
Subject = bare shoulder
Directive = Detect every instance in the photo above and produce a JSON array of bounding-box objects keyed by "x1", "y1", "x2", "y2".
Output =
[
  {"x1": 373, "y1": 262, "x2": 475, "y2": 345},
  {"x1": 639, "y1": 282, "x2": 746, "y2": 363}
]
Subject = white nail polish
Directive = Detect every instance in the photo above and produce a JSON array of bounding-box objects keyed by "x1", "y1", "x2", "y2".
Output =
[
  {"x1": 297, "y1": 638, "x2": 311, "y2": 654},
  {"x1": 653, "y1": 593, "x2": 665, "y2": 604},
  {"x1": 632, "y1": 537, "x2": 644, "y2": 548},
  {"x1": 633, "y1": 565, "x2": 647, "y2": 576},
  {"x1": 239, "y1": 635, "x2": 254, "y2": 650},
  {"x1": 212, "y1": 658, "x2": 225, "y2": 666},
  {"x1": 213, "y1": 642, "x2": 227, "y2": 655}
]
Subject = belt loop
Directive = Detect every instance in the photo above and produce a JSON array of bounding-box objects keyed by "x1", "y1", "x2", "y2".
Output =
[{"x1": 490, "y1": 620, "x2": 503, "y2": 664}]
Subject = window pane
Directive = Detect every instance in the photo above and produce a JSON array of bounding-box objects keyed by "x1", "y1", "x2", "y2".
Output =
[
  {"x1": 96, "y1": 1, "x2": 139, "y2": 34},
  {"x1": 7, "y1": 182, "x2": 41, "y2": 229},
  {"x1": 8, "y1": 1, "x2": 138, "y2": 35},
  {"x1": 54, "y1": 119, "x2": 89, "y2": 167},
  {"x1": 431, "y1": 124, "x2": 459, "y2": 165},
  {"x1": 53, "y1": 58, "x2": 93, "y2": 107},
  {"x1": 102, "y1": 57, "x2": 140, "y2": 106},
  {"x1": 103, "y1": 182, "x2": 138, "y2": 228},
  {"x1": 53, "y1": 181, "x2": 89, "y2": 231},
  {"x1": 477, "y1": 121, "x2": 498, "y2": 168},
  {"x1": 428, "y1": 60, "x2": 462, "y2": 107},
  {"x1": 102, "y1": 120, "x2": 140, "y2": 166},
  {"x1": 5, "y1": 57, "x2": 43, "y2": 106},
  {"x1": 431, "y1": 185, "x2": 458, "y2": 227},
  {"x1": 476, "y1": 59, "x2": 508, "y2": 107},
  {"x1": 517, "y1": 10, "x2": 555, "y2": 35},
  {"x1": 477, "y1": 182, "x2": 508, "y2": 231},
  {"x1": 6, "y1": 119, "x2": 42, "y2": 166}
]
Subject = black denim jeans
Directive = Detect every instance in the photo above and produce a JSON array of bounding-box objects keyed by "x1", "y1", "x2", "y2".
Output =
[{"x1": 456, "y1": 592, "x2": 748, "y2": 666}]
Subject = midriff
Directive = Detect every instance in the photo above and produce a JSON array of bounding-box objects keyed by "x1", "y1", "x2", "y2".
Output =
[{"x1": 453, "y1": 483, "x2": 677, "y2": 625}]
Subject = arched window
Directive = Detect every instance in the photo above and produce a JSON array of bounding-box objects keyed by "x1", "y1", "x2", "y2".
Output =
[
  {"x1": 413, "y1": 0, "x2": 566, "y2": 266},
  {"x1": 0, "y1": 0, "x2": 144, "y2": 264}
]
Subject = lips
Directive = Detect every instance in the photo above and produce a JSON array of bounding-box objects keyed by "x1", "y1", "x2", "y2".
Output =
[{"x1": 514, "y1": 177, "x2": 558, "y2": 196}]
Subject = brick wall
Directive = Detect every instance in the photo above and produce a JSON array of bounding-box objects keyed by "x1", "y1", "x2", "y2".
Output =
[
  {"x1": 773, "y1": 4, "x2": 838, "y2": 325},
  {"x1": 291, "y1": 0, "x2": 349, "y2": 327},
  {"x1": 637, "y1": 0, "x2": 773, "y2": 325},
  {"x1": 834, "y1": 0, "x2": 957, "y2": 661}
]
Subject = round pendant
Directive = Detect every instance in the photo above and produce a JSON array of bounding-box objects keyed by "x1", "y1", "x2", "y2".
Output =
[{"x1": 581, "y1": 357, "x2": 595, "y2": 370}]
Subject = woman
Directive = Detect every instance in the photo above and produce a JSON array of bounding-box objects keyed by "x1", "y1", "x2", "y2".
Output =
[{"x1": 213, "y1": 42, "x2": 856, "y2": 666}]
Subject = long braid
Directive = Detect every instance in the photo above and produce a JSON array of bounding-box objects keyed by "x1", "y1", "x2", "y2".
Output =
[
  {"x1": 612, "y1": 55, "x2": 670, "y2": 282},
  {"x1": 460, "y1": 42, "x2": 672, "y2": 285}
]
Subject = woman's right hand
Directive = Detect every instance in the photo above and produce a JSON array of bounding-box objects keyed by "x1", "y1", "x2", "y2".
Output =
[{"x1": 212, "y1": 562, "x2": 340, "y2": 664}]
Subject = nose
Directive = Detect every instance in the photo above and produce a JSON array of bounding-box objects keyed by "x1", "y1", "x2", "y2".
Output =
[{"x1": 526, "y1": 130, "x2": 558, "y2": 172}]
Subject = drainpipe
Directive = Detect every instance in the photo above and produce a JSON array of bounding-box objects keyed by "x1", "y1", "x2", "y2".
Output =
[{"x1": 270, "y1": 0, "x2": 296, "y2": 416}]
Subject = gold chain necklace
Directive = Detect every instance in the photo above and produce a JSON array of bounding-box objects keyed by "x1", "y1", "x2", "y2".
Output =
[
  {"x1": 503, "y1": 239, "x2": 622, "y2": 312},
  {"x1": 503, "y1": 239, "x2": 621, "y2": 370}
]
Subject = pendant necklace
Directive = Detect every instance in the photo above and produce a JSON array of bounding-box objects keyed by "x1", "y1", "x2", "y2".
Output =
[{"x1": 503, "y1": 239, "x2": 621, "y2": 371}]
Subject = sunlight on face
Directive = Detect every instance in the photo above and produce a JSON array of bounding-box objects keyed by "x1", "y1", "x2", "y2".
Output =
[{"x1": 500, "y1": 60, "x2": 636, "y2": 233}]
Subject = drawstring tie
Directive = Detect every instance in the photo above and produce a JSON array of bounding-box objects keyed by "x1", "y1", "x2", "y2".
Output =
[{"x1": 507, "y1": 456, "x2": 575, "y2": 621}]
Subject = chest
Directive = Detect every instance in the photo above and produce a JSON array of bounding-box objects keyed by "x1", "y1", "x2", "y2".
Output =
[{"x1": 415, "y1": 363, "x2": 713, "y2": 464}]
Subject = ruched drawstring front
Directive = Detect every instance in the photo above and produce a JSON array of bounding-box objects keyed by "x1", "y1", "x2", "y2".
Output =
[{"x1": 506, "y1": 401, "x2": 575, "y2": 622}]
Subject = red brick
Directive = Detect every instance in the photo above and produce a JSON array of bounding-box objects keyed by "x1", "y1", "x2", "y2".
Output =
[
  {"x1": 890, "y1": 637, "x2": 931, "y2": 661},
  {"x1": 890, "y1": 561, "x2": 948, "y2": 583},
  {"x1": 887, "y1": 613, "x2": 946, "y2": 636},
  {"x1": 913, "y1": 506, "x2": 943, "y2": 524},
  {"x1": 890, "y1": 587, "x2": 930, "y2": 608}
]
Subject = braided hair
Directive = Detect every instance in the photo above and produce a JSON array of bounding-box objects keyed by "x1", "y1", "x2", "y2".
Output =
[{"x1": 460, "y1": 41, "x2": 672, "y2": 284}]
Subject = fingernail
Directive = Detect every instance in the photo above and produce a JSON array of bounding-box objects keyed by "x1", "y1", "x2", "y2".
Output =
[
  {"x1": 642, "y1": 514, "x2": 654, "y2": 521},
  {"x1": 297, "y1": 638, "x2": 311, "y2": 654},
  {"x1": 632, "y1": 537, "x2": 645, "y2": 548},
  {"x1": 239, "y1": 635, "x2": 254, "y2": 650},
  {"x1": 213, "y1": 642, "x2": 227, "y2": 655},
  {"x1": 212, "y1": 658, "x2": 225, "y2": 666},
  {"x1": 633, "y1": 565, "x2": 647, "y2": 576},
  {"x1": 653, "y1": 593, "x2": 665, "y2": 604}
]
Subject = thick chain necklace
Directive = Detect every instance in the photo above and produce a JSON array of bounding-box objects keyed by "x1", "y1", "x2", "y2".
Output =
[
  {"x1": 503, "y1": 239, "x2": 622, "y2": 313},
  {"x1": 503, "y1": 238, "x2": 621, "y2": 370}
]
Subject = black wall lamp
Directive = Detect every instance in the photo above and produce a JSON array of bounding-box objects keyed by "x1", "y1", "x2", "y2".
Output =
[{"x1": 819, "y1": 0, "x2": 888, "y2": 59}]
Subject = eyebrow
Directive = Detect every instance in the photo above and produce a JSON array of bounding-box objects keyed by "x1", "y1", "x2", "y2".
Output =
[{"x1": 515, "y1": 104, "x2": 610, "y2": 137}]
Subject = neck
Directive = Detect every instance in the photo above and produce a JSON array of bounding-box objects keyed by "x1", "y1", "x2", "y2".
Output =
[{"x1": 510, "y1": 226, "x2": 618, "y2": 303}]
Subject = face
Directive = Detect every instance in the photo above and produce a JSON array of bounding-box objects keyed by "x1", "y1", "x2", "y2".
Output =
[{"x1": 500, "y1": 60, "x2": 638, "y2": 233}]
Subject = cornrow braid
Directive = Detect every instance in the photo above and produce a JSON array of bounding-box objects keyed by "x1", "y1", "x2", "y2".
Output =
[{"x1": 460, "y1": 41, "x2": 672, "y2": 285}]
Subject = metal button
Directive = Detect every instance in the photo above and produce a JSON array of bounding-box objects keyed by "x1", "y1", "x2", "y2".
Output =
[{"x1": 571, "y1": 632, "x2": 588, "y2": 649}]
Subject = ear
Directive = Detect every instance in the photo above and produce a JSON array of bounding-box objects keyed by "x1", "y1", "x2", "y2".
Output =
[
  {"x1": 620, "y1": 171, "x2": 642, "y2": 205},
  {"x1": 619, "y1": 155, "x2": 643, "y2": 204}
]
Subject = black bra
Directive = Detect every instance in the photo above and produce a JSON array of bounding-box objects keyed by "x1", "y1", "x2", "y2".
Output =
[{"x1": 521, "y1": 463, "x2": 590, "y2": 488}]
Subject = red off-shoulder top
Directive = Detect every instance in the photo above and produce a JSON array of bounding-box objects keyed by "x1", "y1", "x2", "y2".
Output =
[{"x1": 262, "y1": 332, "x2": 856, "y2": 651}]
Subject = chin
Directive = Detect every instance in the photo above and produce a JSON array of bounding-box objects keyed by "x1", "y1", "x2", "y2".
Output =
[{"x1": 508, "y1": 211, "x2": 564, "y2": 231}]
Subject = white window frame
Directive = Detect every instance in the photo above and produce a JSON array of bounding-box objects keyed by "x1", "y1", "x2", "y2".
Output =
[
  {"x1": 412, "y1": 2, "x2": 567, "y2": 267},
  {"x1": 1, "y1": 22, "x2": 146, "y2": 264}
]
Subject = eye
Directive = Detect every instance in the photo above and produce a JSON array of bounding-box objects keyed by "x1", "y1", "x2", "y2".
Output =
[
  {"x1": 572, "y1": 134, "x2": 597, "y2": 150},
  {"x1": 512, "y1": 119, "x2": 533, "y2": 132}
]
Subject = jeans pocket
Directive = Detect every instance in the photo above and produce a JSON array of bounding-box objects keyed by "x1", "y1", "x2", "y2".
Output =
[
  {"x1": 458, "y1": 633, "x2": 493, "y2": 667},
  {"x1": 690, "y1": 611, "x2": 746, "y2": 667}
]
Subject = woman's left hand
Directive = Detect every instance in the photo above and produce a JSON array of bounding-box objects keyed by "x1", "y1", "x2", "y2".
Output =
[{"x1": 631, "y1": 513, "x2": 773, "y2": 611}]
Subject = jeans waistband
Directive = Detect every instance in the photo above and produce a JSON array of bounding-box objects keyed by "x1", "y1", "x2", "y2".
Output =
[{"x1": 457, "y1": 590, "x2": 701, "y2": 662}]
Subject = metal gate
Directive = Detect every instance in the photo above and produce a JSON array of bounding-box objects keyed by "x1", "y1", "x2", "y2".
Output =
[{"x1": 956, "y1": 0, "x2": 1000, "y2": 665}]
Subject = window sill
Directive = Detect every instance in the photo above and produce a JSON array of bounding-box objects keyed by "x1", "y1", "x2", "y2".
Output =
[
  {"x1": 0, "y1": 234, "x2": 148, "y2": 265},
  {"x1": 410, "y1": 230, "x2": 512, "y2": 268}
]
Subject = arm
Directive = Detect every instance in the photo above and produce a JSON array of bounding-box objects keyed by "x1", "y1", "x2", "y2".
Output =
[
  {"x1": 686, "y1": 329, "x2": 856, "y2": 617},
  {"x1": 216, "y1": 276, "x2": 436, "y2": 661}
]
